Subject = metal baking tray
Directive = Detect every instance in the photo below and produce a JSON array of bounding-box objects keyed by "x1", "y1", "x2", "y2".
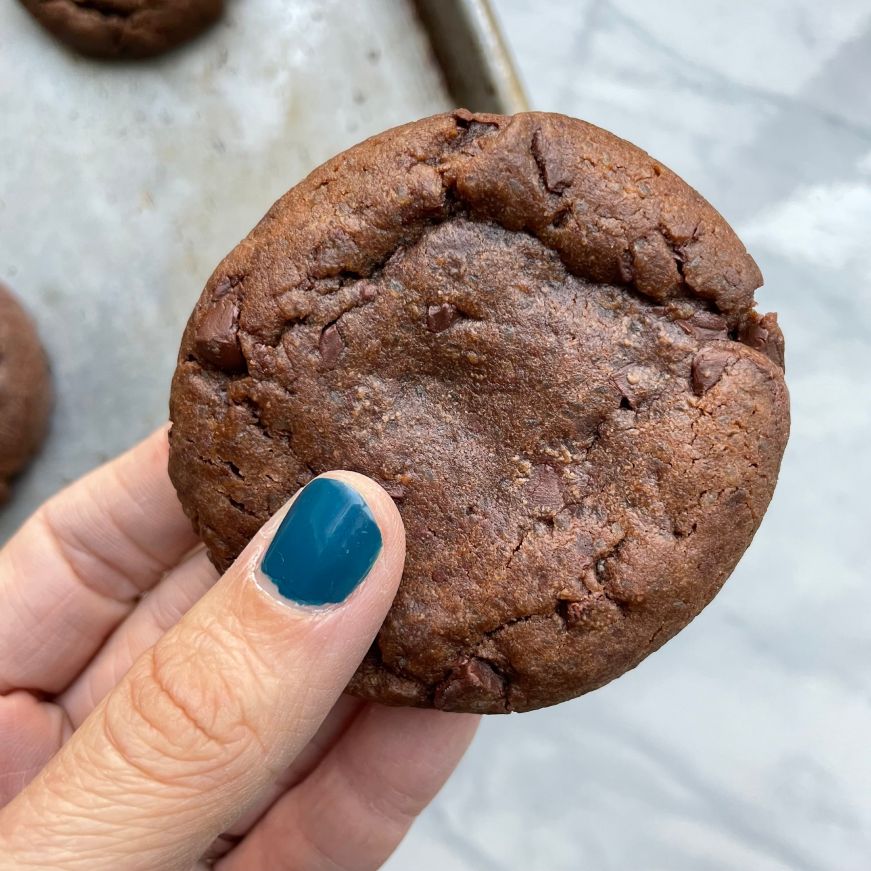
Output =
[{"x1": 0, "y1": 0, "x2": 527, "y2": 541}]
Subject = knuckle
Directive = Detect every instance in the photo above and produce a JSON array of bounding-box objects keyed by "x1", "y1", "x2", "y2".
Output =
[
  {"x1": 102, "y1": 622, "x2": 266, "y2": 789},
  {"x1": 339, "y1": 754, "x2": 421, "y2": 844},
  {"x1": 290, "y1": 759, "x2": 420, "y2": 871}
]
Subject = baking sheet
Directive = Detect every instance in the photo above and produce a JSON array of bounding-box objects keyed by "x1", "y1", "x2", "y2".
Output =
[
  {"x1": 416, "y1": 0, "x2": 528, "y2": 113},
  {"x1": 0, "y1": 0, "x2": 522, "y2": 542}
]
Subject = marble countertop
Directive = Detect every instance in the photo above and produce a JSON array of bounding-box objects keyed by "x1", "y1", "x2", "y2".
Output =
[{"x1": 1, "y1": 1, "x2": 868, "y2": 869}]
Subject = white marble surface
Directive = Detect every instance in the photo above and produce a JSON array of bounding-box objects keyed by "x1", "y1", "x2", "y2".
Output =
[
  {"x1": 388, "y1": 2, "x2": 871, "y2": 869},
  {"x1": 1, "y1": 1, "x2": 868, "y2": 869}
]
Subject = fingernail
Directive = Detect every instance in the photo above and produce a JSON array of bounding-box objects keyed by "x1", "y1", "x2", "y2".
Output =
[{"x1": 260, "y1": 477, "x2": 382, "y2": 606}]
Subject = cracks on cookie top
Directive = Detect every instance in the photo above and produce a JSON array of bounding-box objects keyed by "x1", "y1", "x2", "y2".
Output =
[
  {"x1": 262, "y1": 272, "x2": 382, "y2": 355},
  {"x1": 318, "y1": 268, "x2": 376, "y2": 290},
  {"x1": 254, "y1": 127, "x2": 759, "y2": 374},
  {"x1": 441, "y1": 180, "x2": 463, "y2": 217},
  {"x1": 550, "y1": 205, "x2": 573, "y2": 229},
  {"x1": 227, "y1": 495, "x2": 259, "y2": 519},
  {"x1": 672, "y1": 246, "x2": 688, "y2": 284},
  {"x1": 585, "y1": 414, "x2": 611, "y2": 456},
  {"x1": 646, "y1": 625, "x2": 665, "y2": 648},
  {"x1": 659, "y1": 220, "x2": 701, "y2": 280},
  {"x1": 176, "y1": 432, "x2": 242, "y2": 479},
  {"x1": 702, "y1": 480, "x2": 760, "y2": 527},
  {"x1": 522, "y1": 121, "x2": 753, "y2": 319},
  {"x1": 235, "y1": 391, "x2": 293, "y2": 446},
  {"x1": 483, "y1": 510, "x2": 635, "y2": 675},
  {"x1": 450, "y1": 110, "x2": 501, "y2": 152},
  {"x1": 176, "y1": 382, "x2": 323, "y2": 531},
  {"x1": 175, "y1": 432, "x2": 263, "y2": 524},
  {"x1": 673, "y1": 519, "x2": 699, "y2": 540},
  {"x1": 192, "y1": 113, "x2": 769, "y2": 404},
  {"x1": 591, "y1": 534, "x2": 637, "y2": 614},
  {"x1": 505, "y1": 525, "x2": 531, "y2": 570},
  {"x1": 478, "y1": 613, "x2": 551, "y2": 651},
  {"x1": 680, "y1": 376, "x2": 770, "y2": 534}
]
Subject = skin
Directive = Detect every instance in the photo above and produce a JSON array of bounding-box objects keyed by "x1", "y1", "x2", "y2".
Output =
[{"x1": 0, "y1": 426, "x2": 479, "y2": 870}]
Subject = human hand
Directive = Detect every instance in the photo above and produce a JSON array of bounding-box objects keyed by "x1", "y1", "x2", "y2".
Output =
[{"x1": 0, "y1": 427, "x2": 478, "y2": 870}]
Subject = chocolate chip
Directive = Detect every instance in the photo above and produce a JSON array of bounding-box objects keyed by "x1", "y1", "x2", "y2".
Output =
[
  {"x1": 526, "y1": 464, "x2": 563, "y2": 511},
  {"x1": 630, "y1": 232, "x2": 682, "y2": 300},
  {"x1": 691, "y1": 346, "x2": 733, "y2": 395},
  {"x1": 193, "y1": 296, "x2": 244, "y2": 371},
  {"x1": 434, "y1": 659, "x2": 506, "y2": 713},
  {"x1": 383, "y1": 482, "x2": 406, "y2": 502},
  {"x1": 427, "y1": 302, "x2": 460, "y2": 332},
  {"x1": 531, "y1": 128, "x2": 573, "y2": 194},
  {"x1": 739, "y1": 312, "x2": 785, "y2": 369},
  {"x1": 213, "y1": 276, "x2": 241, "y2": 299},
  {"x1": 564, "y1": 601, "x2": 584, "y2": 628},
  {"x1": 358, "y1": 283, "x2": 378, "y2": 302},
  {"x1": 678, "y1": 310, "x2": 728, "y2": 342},
  {"x1": 740, "y1": 322, "x2": 765, "y2": 350},
  {"x1": 319, "y1": 323, "x2": 344, "y2": 368}
]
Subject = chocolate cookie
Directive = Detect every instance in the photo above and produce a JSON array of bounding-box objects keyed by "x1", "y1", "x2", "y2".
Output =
[
  {"x1": 0, "y1": 284, "x2": 52, "y2": 503},
  {"x1": 19, "y1": 0, "x2": 223, "y2": 59},
  {"x1": 169, "y1": 111, "x2": 789, "y2": 713}
]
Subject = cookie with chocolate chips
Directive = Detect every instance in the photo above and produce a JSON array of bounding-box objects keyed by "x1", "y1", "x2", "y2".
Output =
[
  {"x1": 0, "y1": 284, "x2": 52, "y2": 503},
  {"x1": 19, "y1": 0, "x2": 222, "y2": 59},
  {"x1": 169, "y1": 111, "x2": 789, "y2": 713}
]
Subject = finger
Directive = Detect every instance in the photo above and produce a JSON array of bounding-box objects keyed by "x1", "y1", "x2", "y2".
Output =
[
  {"x1": 0, "y1": 426, "x2": 197, "y2": 693},
  {"x1": 60, "y1": 548, "x2": 362, "y2": 849},
  {"x1": 0, "y1": 692, "x2": 71, "y2": 808},
  {"x1": 219, "y1": 705, "x2": 480, "y2": 871},
  {"x1": 0, "y1": 473, "x2": 404, "y2": 871},
  {"x1": 59, "y1": 544, "x2": 363, "y2": 860},
  {"x1": 59, "y1": 547, "x2": 219, "y2": 728},
  {"x1": 201, "y1": 695, "x2": 365, "y2": 865}
]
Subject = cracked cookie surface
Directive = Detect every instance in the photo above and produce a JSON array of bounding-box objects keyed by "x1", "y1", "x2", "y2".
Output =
[
  {"x1": 169, "y1": 111, "x2": 789, "y2": 713},
  {"x1": 0, "y1": 284, "x2": 52, "y2": 504},
  {"x1": 19, "y1": 0, "x2": 222, "y2": 58}
]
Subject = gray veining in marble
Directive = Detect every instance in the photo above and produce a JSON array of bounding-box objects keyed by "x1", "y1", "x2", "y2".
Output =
[{"x1": 1, "y1": 1, "x2": 868, "y2": 869}]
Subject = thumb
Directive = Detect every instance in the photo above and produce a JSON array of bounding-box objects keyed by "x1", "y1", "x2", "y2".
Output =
[{"x1": 0, "y1": 472, "x2": 405, "y2": 871}]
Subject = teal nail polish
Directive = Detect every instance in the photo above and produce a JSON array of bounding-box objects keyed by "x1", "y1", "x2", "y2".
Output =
[{"x1": 260, "y1": 477, "x2": 382, "y2": 606}]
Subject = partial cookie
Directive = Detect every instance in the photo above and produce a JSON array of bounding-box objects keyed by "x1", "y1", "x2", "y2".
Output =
[
  {"x1": 169, "y1": 111, "x2": 789, "y2": 713},
  {"x1": 0, "y1": 284, "x2": 52, "y2": 502},
  {"x1": 19, "y1": 0, "x2": 223, "y2": 59}
]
